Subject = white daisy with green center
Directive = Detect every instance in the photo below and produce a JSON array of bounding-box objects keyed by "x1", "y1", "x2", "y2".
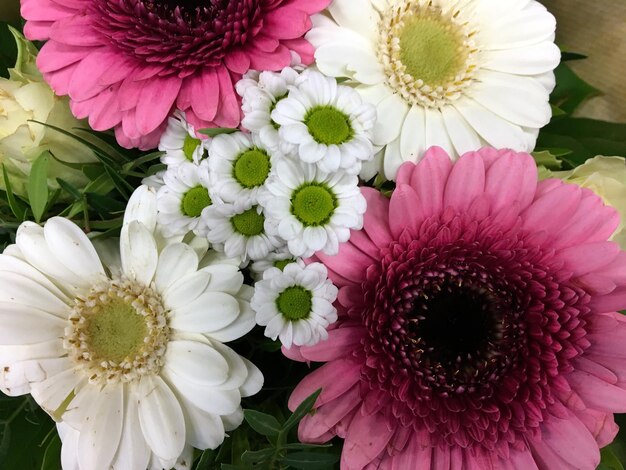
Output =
[
  {"x1": 203, "y1": 202, "x2": 283, "y2": 262},
  {"x1": 237, "y1": 67, "x2": 304, "y2": 155},
  {"x1": 251, "y1": 262, "x2": 338, "y2": 348},
  {"x1": 0, "y1": 188, "x2": 262, "y2": 469},
  {"x1": 307, "y1": 0, "x2": 560, "y2": 180},
  {"x1": 156, "y1": 161, "x2": 213, "y2": 237},
  {"x1": 272, "y1": 71, "x2": 377, "y2": 175},
  {"x1": 261, "y1": 159, "x2": 366, "y2": 258},
  {"x1": 250, "y1": 246, "x2": 299, "y2": 281},
  {"x1": 159, "y1": 111, "x2": 209, "y2": 167},
  {"x1": 208, "y1": 132, "x2": 274, "y2": 205}
]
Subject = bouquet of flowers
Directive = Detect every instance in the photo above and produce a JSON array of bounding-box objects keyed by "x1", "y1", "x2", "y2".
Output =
[{"x1": 1, "y1": 0, "x2": 626, "y2": 469}]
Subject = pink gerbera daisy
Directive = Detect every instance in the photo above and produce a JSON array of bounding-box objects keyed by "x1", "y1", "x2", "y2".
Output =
[
  {"x1": 286, "y1": 147, "x2": 626, "y2": 469},
  {"x1": 20, "y1": 0, "x2": 330, "y2": 149}
]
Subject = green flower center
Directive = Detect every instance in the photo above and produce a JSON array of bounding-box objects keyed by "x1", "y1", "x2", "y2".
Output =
[
  {"x1": 291, "y1": 183, "x2": 337, "y2": 226},
  {"x1": 276, "y1": 286, "x2": 313, "y2": 321},
  {"x1": 233, "y1": 149, "x2": 271, "y2": 188},
  {"x1": 399, "y1": 14, "x2": 466, "y2": 86},
  {"x1": 231, "y1": 207, "x2": 265, "y2": 237},
  {"x1": 85, "y1": 298, "x2": 147, "y2": 364},
  {"x1": 183, "y1": 135, "x2": 202, "y2": 161},
  {"x1": 274, "y1": 258, "x2": 295, "y2": 271},
  {"x1": 182, "y1": 186, "x2": 211, "y2": 217},
  {"x1": 305, "y1": 106, "x2": 353, "y2": 145}
]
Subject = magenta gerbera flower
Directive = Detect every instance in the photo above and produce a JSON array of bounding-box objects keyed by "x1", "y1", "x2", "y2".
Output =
[
  {"x1": 20, "y1": 0, "x2": 330, "y2": 149},
  {"x1": 286, "y1": 147, "x2": 626, "y2": 469}
]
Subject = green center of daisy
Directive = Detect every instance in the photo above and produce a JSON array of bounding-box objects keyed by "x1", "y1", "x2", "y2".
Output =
[
  {"x1": 182, "y1": 186, "x2": 211, "y2": 217},
  {"x1": 233, "y1": 149, "x2": 271, "y2": 188},
  {"x1": 305, "y1": 106, "x2": 353, "y2": 145},
  {"x1": 85, "y1": 298, "x2": 147, "y2": 364},
  {"x1": 274, "y1": 258, "x2": 295, "y2": 271},
  {"x1": 276, "y1": 286, "x2": 313, "y2": 321},
  {"x1": 183, "y1": 134, "x2": 202, "y2": 161},
  {"x1": 291, "y1": 183, "x2": 338, "y2": 226},
  {"x1": 231, "y1": 207, "x2": 265, "y2": 236},
  {"x1": 399, "y1": 14, "x2": 466, "y2": 86}
]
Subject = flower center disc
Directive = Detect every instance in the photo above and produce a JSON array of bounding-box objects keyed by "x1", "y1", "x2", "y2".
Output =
[
  {"x1": 182, "y1": 186, "x2": 211, "y2": 217},
  {"x1": 399, "y1": 15, "x2": 466, "y2": 87},
  {"x1": 234, "y1": 149, "x2": 271, "y2": 188},
  {"x1": 277, "y1": 286, "x2": 312, "y2": 320},
  {"x1": 305, "y1": 107, "x2": 352, "y2": 145},
  {"x1": 291, "y1": 184, "x2": 337, "y2": 226},
  {"x1": 86, "y1": 298, "x2": 147, "y2": 364},
  {"x1": 232, "y1": 207, "x2": 266, "y2": 236}
]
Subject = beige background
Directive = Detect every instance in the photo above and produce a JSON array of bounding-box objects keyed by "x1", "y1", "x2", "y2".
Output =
[{"x1": 0, "y1": 0, "x2": 624, "y2": 121}]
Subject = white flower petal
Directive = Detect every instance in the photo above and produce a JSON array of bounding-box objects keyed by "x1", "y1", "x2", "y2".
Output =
[
  {"x1": 239, "y1": 357, "x2": 264, "y2": 398},
  {"x1": 372, "y1": 93, "x2": 410, "y2": 146},
  {"x1": 163, "y1": 271, "x2": 211, "y2": 309},
  {"x1": 124, "y1": 186, "x2": 158, "y2": 233},
  {"x1": 0, "y1": 302, "x2": 64, "y2": 345},
  {"x1": 155, "y1": 243, "x2": 200, "y2": 293},
  {"x1": 120, "y1": 221, "x2": 158, "y2": 286},
  {"x1": 170, "y1": 292, "x2": 240, "y2": 333},
  {"x1": 399, "y1": 105, "x2": 426, "y2": 163},
  {"x1": 165, "y1": 340, "x2": 230, "y2": 387},
  {"x1": 0, "y1": 272, "x2": 69, "y2": 317},
  {"x1": 111, "y1": 389, "x2": 151, "y2": 470}
]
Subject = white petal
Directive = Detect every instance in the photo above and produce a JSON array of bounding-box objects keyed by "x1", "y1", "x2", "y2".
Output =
[
  {"x1": 120, "y1": 221, "x2": 158, "y2": 286},
  {"x1": 400, "y1": 105, "x2": 426, "y2": 163},
  {"x1": 29, "y1": 368, "x2": 82, "y2": 418},
  {"x1": 77, "y1": 385, "x2": 124, "y2": 470},
  {"x1": 441, "y1": 105, "x2": 483, "y2": 157},
  {"x1": 314, "y1": 44, "x2": 384, "y2": 85},
  {"x1": 163, "y1": 271, "x2": 211, "y2": 309},
  {"x1": 382, "y1": 137, "x2": 403, "y2": 181},
  {"x1": 239, "y1": 357, "x2": 263, "y2": 398},
  {"x1": 137, "y1": 375, "x2": 186, "y2": 462},
  {"x1": 206, "y1": 298, "x2": 256, "y2": 343},
  {"x1": 165, "y1": 340, "x2": 230, "y2": 386},
  {"x1": 200, "y1": 264, "x2": 244, "y2": 295},
  {"x1": 124, "y1": 186, "x2": 158, "y2": 232},
  {"x1": 483, "y1": 41, "x2": 561, "y2": 76},
  {"x1": 44, "y1": 218, "x2": 105, "y2": 284},
  {"x1": 0, "y1": 302, "x2": 65, "y2": 344},
  {"x1": 372, "y1": 93, "x2": 410, "y2": 145},
  {"x1": 111, "y1": 388, "x2": 151, "y2": 470},
  {"x1": 59, "y1": 424, "x2": 81, "y2": 470},
  {"x1": 154, "y1": 243, "x2": 200, "y2": 293},
  {"x1": 170, "y1": 292, "x2": 240, "y2": 333},
  {"x1": 424, "y1": 108, "x2": 455, "y2": 157},
  {"x1": 0, "y1": 272, "x2": 70, "y2": 316},
  {"x1": 177, "y1": 395, "x2": 226, "y2": 450}
]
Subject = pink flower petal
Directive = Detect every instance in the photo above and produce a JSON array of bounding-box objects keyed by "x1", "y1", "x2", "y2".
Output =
[
  {"x1": 567, "y1": 369, "x2": 626, "y2": 412},
  {"x1": 135, "y1": 77, "x2": 181, "y2": 135},
  {"x1": 299, "y1": 386, "x2": 361, "y2": 441},
  {"x1": 443, "y1": 151, "x2": 486, "y2": 212},
  {"x1": 409, "y1": 146, "x2": 453, "y2": 219},
  {"x1": 389, "y1": 184, "x2": 421, "y2": 239},
  {"x1": 341, "y1": 407, "x2": 394, "y2": 470},
  {"x1": 361, "y1": 187, "x2": 392, "y2": 248},
  {"x1": 484, "y1": 150, "x2": 537, "y2": 213},
  {"x1": 300, "y1": 326, "x2": 365, "y2": 362}
]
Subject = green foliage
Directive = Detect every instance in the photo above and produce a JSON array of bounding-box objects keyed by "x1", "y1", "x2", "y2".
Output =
[
  {"x1": 198, "y1": 128, "x2": 239, "y2": 137},
  {"x1": 0, "y1": 22, "x2": 18, "y2": 79},
  {"x1": 600, "y1": 446, "x2": 625, "y2": 470}
]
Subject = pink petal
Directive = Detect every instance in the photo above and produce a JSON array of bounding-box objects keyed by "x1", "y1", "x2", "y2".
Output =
[
  {"x1": 484, "y1": 150, "x2": 537, "y2": 213},
  {"x1": 48, "y1": 15, "x2": 104, "y2": 46},
  {"x1": 361, "y1": 188, "x2": 392, "y2": 248},
  {"x1": 214, "y1": 69, "x2": 241, "y2": 127},
  {"x1": 264, "y1": 6, "x2": 312, "y2": 40},
  {"x1": 341, "y1": 407, "x2": 394, "y2": 470},
  {"x1": 315, "y1": 243, "x2": 375, "y2": 285},
  {"x1": 389, "y1": 438, "x2": 432, "y2": 470},
  {"x1": 590, "y1": 287, "x2": 626, "y2": 313},
  {"x1": 389, "y1": 184, "x2": 421, "y2": 239},
  {"x1": 575, "y1": 408, "x2": 619, "y2": 447},
  {"x1": 21, "y1": 0, "x2": 75, "y2": 21},
  {"x1": 409, "y1": 146, "x2": 453, "y2": 219},
  {"x1": 347, "y1": 229, "x2": 382, "y2": 260},
  {"x1": 431, "y1": 446, "x2": 451, "y2": 470},
  {"x1": 282, "y1": 38, "x2": 316, "y2": 64},
  {"x1": 135, "y1": 78, "x2": 181, "y2": 135},
  {"x1": 567, "y1": 369, "x2": 626, "y2": 412},
  {"x1": 575, "y1": 357, "x2": 618, "y2": 384},
  {"x1": 67, "y1": 50, "x2": 135, "y2": 101},
  {"x1": 290, "y1": 0, "x2": 332, "y2": 14},
  {"x1": 23, "y1": 21, "x2": 54, "y2": 41},
  {"x1": 43, "y1": 65, "x2": 75, "y2": 96},
  {"x1": 185, "y1": 69, "x2": 220, "y2": 122},
  {"x1": 299, "y1": 386, "x2": 361, "y2": 441},
  {"x1": 443, "y1": 151, "x2": 486, "y2": 212},
  {"x1": 37, "y1": 41, "x2": 86, "y2": 73},
  {"x1": 247, "y1": 44, "x2": 292, "y2": 71},
  {"x1": 224, "y1": 49, "x2": 251, "y2": 74},
  {"x1": 300, "y1": 326, "x2": 365, "y2": 362},
  {"x1": 521, "y1": 183, "x2": 582, "y2": 236},
  {"x1": 557, "y1": 241, "x2": 621, "y2": 277},
  {"x1": 530, "y1": 413, "x2": 600, "y2": 469},
  {"x1": 87, "y1": 86, "x2": 123, "y2": 130}
]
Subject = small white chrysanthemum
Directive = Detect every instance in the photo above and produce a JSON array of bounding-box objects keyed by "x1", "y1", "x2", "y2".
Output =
[
  {"x1": 208, "y1": 132, "x2": 274, "y2": 205},
  {"x1": 237, "y1": 67, "x2": 304, "y2": 155},
  {"x1": 0, "y1": 187, "x2": 262, "y2": 470},
  {"x1": 307, "y1": 0, "x2": 560, "y2": 180},
  {"x1": 159, "y1": 112, "x2": 209, "y2": 166},
  {"x1": 262, "y1": 159, "x2": 366, "y2": 258},
  {"x1": 271, "y1": 71, "x2": 376, "y2": 175},
  {"x1": 204, "y1": 202, "x2": 283, "y2": 262},
  {"x1": 250, "y1": 246, "x2": 298, "y2": 281},
  {"x1": 156, "y1": 161, "x2": 212, "y2": 237},
  {"x1": 251, "y1": 262, "x2": 338, "y2": 348}
]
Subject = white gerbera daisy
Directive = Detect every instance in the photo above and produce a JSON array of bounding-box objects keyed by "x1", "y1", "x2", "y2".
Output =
[
  {"x1": 272, "y1": 71, "x2": 377, "y2": 175},
  {"x1": 208, "y1": 132, "x2": 274, "y2": 205},
  {"x1": 156, "y1": 161, "x2": 212, "y2": 237},
  {"x1": 159, "y1": 111, "x2": 209, "y2": 167},
  {"x1": 251, "y1": 262, "x2": 338, "y2": 348},
  {"x1": 262, "y1": 159, "x2": 366, "y2": 258},
  {"x1": 204, "y1": 202, "x2": 283, "y2": 262},
  {"x1": 250, "y1": 246, "x2": 298, "y2": 281},
  {"x1": 307, "y1": 0, "x2": 560, "y2": 180},
  {"x1": 0, "y1": 190, "x2": 262, "y2": 469},
  {"x1": 237, "y1": 67, "x2": 305, "y2": 155}
]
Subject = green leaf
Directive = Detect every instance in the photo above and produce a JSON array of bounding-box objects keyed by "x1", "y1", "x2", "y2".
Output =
[
  {"x1": 280, "y1": 451, "x2": 339, "y2": 469},
  {"x1": 198, "y1": 128, "x2": 238, "y2": 137},
  {"x1": 40, "y1": 433, "x2": 61, "y2": 470},
  {"x1": 283, "y1": 389, "x2": 321, "y2": 434},
  {"x1": 221, "y1": 465, "x2": 252, "y2": 470},
  {"x1": 240, "y1": 448, "x2": 275, "y2": 465},
  {"x1": 122, "y1": 151, "x2": 165, "y2": 172},
  {"x1": 282, "y1": 443, "x2": 333, "y2": 451},
  {"x1": 83, "y1": 173, "x2": 116, "y2": 196},
  {"x1": 85, "y1": 193, "x2": 126, "y2": 214},
  {"x1": 27, "y1": 152, "x2": 50, "y2": 223},
  {"x1": 56, "y1": 178, "x2": 82, "y2": 201},
  {"x1": 2, "y1": 165, "x2": 27, "y2": 221},
  {"x1": 195, "y1": 449, "x2": 215, "y2": 470},
  {"x1": 230, "y1": 428, "x2": 250, "y2": 466},
  {"x1": 599, "y1": 446, "x2": 624, "y2": 470},
  {"x1": 531, "y1": 150, "x2": 563, "y2": 171},
  {"x1": 244, "y1": 409, "x2": 282, "y2": 439},
  {"x1": 103, "y1": 165, "x2": 134, "y2": 199},
  {"x1": 551, "y1": 63, "x2": 599, "y2": 114},
  {"x1": 561, "y1": 51, "x2": 587, "y2": 62}
]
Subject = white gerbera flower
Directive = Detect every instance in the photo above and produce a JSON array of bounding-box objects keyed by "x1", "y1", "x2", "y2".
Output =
[
  {"x1": 272, "y1": 71, "x2": 376, "y2": 175},
  {"x1": 204, "y1": 202, "x2": 283, "y2": 262},
  {"x1": 237, "y1": 67, "x2": 305, "y2": 155},
  {"x1": 156, "y1": 161, "x2": 212, "y2": 237},
  {"x1": 0, "y1": 189, "x2": 262, "y2": 470},
  {"x1": 250, "y1": 246, "x2": 298, "y2": 281},
  {"x1": 307, "y1": 0, "x2": 560, "y2": 180},
  {"x1": 251, "y1": 262, "x2": 338, "y2": 348},
  {"x1": 262, "y1": 159, "x2": 366, "y2": 258},
  {"x1": 159, "y1": 111, "x2": 209, "y2": 167},
  {"x1": 208, "y1": 132, "x2": 274, "y2": 205}
]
